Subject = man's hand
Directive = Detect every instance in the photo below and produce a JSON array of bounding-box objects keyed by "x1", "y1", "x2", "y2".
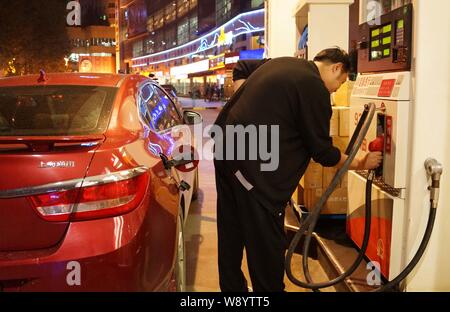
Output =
[
  {"x1": 337, "y1": 152, "x2": 383, "y2": 170},
  {"x1": 359, "y1": 152, "x2": 383, "y2": 170}
]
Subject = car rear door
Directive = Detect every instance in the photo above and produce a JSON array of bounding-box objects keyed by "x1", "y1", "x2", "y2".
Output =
[{"x1": 151, "y1": 84, "x2": 196, "y2": 216}]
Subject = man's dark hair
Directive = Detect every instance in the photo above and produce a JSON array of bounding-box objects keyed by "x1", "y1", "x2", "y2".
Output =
[{"x1": 314, "y1": 48, "x2": 351, "y2": 73}]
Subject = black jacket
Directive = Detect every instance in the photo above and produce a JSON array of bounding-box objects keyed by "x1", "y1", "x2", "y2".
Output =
[{"x1": 214, "y1": 57, "x2": 341, "y2": 215}]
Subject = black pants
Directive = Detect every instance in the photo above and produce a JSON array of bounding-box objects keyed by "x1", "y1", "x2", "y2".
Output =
[{"x1": 215, "y1": 161, "x2": 287, "y2": 292}]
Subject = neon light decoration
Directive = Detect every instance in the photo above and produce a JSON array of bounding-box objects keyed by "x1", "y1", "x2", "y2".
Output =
[{"x1": 132, "y1": 9, "x2": 264, "y2": 68}]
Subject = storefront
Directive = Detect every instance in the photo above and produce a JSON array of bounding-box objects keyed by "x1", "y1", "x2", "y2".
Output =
[{"x1": 131, "y1": 8, "x2": 265, "y2": 99}]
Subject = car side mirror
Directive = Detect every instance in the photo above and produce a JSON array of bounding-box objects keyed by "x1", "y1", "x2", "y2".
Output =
[{"x1": 183, "y1": 110, "x2": 203, "y2": 125}]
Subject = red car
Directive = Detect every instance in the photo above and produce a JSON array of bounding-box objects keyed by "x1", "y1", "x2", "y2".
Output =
[{"x1": 0, "y1": 72, "x2": 201, "y2": 292}]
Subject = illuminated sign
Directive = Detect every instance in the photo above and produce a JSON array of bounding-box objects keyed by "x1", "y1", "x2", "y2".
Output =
[
  {"x1": 209, "y1": 54, "x2": 225, "y2": 71},
  {"x1": 240, "y1": 48, "x2": 265, "y2": 60},
  {"x1": 217, "y1": 28, "x2": 234, "y2": 47},
  {"x1": 170, "y1": 60, "x2": 210, "y2": 77},
  {"x1": 132, "y1": 9, "x2": 265, "y2": 68},
  {"x1": 79, "y1": 59, "x2": 93, "y2": 72},
  {"x1": 225, "y1": 55, "x2": 240, "y2": 65}
]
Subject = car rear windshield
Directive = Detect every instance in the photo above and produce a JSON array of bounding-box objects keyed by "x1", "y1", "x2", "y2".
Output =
[{"x1": 0, "y1": 85, "x2": 117, "y2": 136}]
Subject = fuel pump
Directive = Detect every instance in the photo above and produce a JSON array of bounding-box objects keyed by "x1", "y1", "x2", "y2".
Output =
[
  {"x1": 285, "y1": 3, "x2": 443, "y2": 291},
  {"x1": 285, "y1": 103, "x2": 443, "y2": 292}
]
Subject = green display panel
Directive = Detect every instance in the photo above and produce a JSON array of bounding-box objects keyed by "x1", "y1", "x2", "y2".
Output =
[{"x1": 370, "y1": 22, "x2": 393, "y2": 61}]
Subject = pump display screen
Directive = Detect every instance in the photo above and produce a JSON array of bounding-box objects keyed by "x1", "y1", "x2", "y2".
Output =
[
  {"x1": 370, "y1": 22, "x2": 393, "y2": 61},
  {"x1": 358, "y1": 3, "x2": 412, "y2": 72},
  {"x1": 396, "y1": 19, "x2": 405, "y2": 45}
]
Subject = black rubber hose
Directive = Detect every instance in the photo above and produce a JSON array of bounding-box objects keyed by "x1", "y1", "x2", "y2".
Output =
[
  {"x1": 345, "y1": 108, "x2": 369, "y2": 156},
  {"x1": 285, "y1": 103, "x2": 376, "y2": 289},
  {"x1": 302, "y1": 171, "x2": 375, "y2": 290},
  {"x1": 373, "y1": 206, "x2": 437, "y2": 292}
]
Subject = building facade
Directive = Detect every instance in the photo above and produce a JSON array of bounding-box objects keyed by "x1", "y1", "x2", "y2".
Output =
[
  {"x1": 119, "y1": 0, "x2": 265, "y2": 98},
  {"x1": 66, "y1": 0, "x2": 118, "y2": 73}
]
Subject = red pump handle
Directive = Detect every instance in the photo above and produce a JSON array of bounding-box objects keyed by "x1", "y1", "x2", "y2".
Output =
[{"x1": 369, "y1": 136, "x2": 385, "y2": 153}]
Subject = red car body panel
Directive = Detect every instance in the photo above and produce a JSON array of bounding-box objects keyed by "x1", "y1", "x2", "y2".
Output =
[{"x1": 0, "y1": 73, "x2": 192, "y2": 291}]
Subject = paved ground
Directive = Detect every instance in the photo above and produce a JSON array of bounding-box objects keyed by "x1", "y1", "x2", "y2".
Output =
[
  {"x1": 179, "y1": 97, "x2": 226, "y2": 110},
  {"x1": 184, "y1": 109, "x2": 335, "y2": 292}
]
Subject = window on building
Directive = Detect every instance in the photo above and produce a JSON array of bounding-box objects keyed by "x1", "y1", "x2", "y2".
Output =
[
  {"x1": 144, "y1": 38, "x2": 155, "y2": 54},
  {"x1": 177, "y1": 0, "x2": 189, "y2": 18},
  {"x1": 165, "y1": 2, "x2": 177, "y2": 24},
  {"x1": 251, "y1": 0, "x2": 264, "y2": 8},
  {"x1": 189, "y1": 0, "x2": 198, "y2": 9},
  {"x1": 154, "y1": 31, "x2": 164, "y2": 52},
  {"x1": 133, "y1": 40, "x2": 144, "y2": 58},
  {"x1": 216, "y1": 0, "x2": 232, "y2": 25},
  {"x1": 154, "y1": 9, "x2": 164, "y2": 30},
  {"x1": 165, "y1": 26, "x2": 177, "y2": 48},
  {"x1": 108, "y1": 2, "x2": 116, "y2": 8},
  {"x1": 189, "y1": 13, "x2": 198, "y2": 40},
  {"x1": 147, "y1": 16, "x2": 154, "y2": 32},
  {"x1": 177, "y1": 17, "x2": 189, "y2": 45}
]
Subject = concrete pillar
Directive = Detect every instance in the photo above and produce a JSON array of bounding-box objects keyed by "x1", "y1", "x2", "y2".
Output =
[
  {"x1": 265, "y1": 0, "x2": 299, "y2": 58},
  {"x1": 404, "y1": 0, "x2": 450, "y2": 291}
]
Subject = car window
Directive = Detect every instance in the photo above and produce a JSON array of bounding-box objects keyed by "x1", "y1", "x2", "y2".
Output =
[
  {"x1": 0, "y1": 86, "x2": 116, "y2": 136},
  {"x1": 149, "y1": 86, "x2": 181, "y2": 131},
  {"x1": 153, "y1": 85, "x2": 182, "y2": 120},
  {"x1": 137, "y1": 83, "x2": 182, "y2": 132},
  {"x1": 137, "y1": 83, "x2": 154, "y2": 128}
]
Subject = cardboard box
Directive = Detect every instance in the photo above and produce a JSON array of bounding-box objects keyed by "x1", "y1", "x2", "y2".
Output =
[
  {"x1": 333, "y1": 136, "x2": 350, "y2": 153},
  {"x1": 304, "y1": 161, "x2": 323, "y2": 189},
  {"x1": 323, "y1": 166, "x2": 339, "y2": 188},
  {"x1": 332, "y1": 83, "x2": 346, "y2": 106},
  {"x1": 304, "y1": 188, "x2": 323, "y2": 211},
  {"x1": 304, "y1": 187, "x2": 348, "y2": 215},
  {"x1": 325, "y1": 187, "x2": 348, "y2": 214},
  {"x1": 330, "y1": 108, "x2": 339, "y2": 137},
  {"x1": 339, "y1": 108, "x2": 350, "y2": 137},
  {"x1": 340, "y1": 172, "x2": 348, "y2": 188},
  {"x1": 291, "y1": 185, "x2": 304, "y2": 206},
  {"x1": 332, "y1": 81, "x2": 354, "y2": 107}
]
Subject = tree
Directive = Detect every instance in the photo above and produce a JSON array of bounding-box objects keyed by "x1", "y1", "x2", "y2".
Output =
[{"x1": 0, "y1": 0, "x2": 71, "y2": 76}]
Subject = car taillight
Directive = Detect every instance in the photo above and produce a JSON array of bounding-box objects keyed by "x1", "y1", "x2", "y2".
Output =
[{"x1": 29, "y1": 171, "x2": 149, "y2": 222}]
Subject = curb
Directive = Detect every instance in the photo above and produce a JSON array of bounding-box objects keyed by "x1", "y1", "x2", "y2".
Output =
[{"x1": 184, "y1": 107, "x2": 223, "y2": 111}]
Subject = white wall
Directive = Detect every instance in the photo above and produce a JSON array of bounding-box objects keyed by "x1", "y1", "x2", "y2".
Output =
[
  {"x1": 265, "y1": 0, "x2": 299, "y2": 58},
  {"x1": 404, "y1": 0, "x2": 450, "y2": 291},
  {"x1": 308, "y1": 4, "x2": 351, "y2": 59}
]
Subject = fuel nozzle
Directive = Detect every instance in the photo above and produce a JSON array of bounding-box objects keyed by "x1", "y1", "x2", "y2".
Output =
[
  {"x1": 425, "y1": 158, "x2": 443, "y2": 209},
  {"x1": 369, "y1": 136, "x2": 385, "y2": 177}
]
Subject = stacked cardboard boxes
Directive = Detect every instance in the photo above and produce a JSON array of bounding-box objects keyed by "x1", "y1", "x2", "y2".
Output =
[
  {"x1": 302, "y1": 106, "x2": 351, "y2": 215},
  {"x1": 331, "y1": 81, "x2": 354, "y2": 107}
]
